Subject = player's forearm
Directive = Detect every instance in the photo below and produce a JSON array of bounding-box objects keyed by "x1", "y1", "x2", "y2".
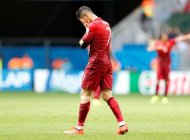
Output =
[
  {"x1": 147, "y1": 39, "x2": 156, "y2": 51},
  {"x1": 147, "y1": 45, "x2": 156, "y2": 51},
  {"x1": 176, "y1": 34, "x2": 190, "y2": 42}
]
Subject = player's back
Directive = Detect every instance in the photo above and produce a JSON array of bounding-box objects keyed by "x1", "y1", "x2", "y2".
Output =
[{"x1": 88, "y1": 18, "x2": 111, "y2": 67}]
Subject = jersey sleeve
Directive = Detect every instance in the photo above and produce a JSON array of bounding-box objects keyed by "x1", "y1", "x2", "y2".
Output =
[
  {"x1": 169, "y1": 39, "x2": 176, "y2": 48},
  {"x1": 81, "y1": 24, "x2": 94, "y2": 44}
]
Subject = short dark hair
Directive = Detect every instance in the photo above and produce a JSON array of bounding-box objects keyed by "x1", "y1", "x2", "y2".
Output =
[{"x1": 76, "y1": 6, "x2": 93, "y2": 19}]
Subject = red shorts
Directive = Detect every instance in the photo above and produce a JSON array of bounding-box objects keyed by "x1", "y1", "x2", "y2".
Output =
[
  {"x1": 82, "y1": 66, "x2": 112, "y2": 91},
  {"x1": 157, "y1": 62, "x2": 170, "y2": 80}
]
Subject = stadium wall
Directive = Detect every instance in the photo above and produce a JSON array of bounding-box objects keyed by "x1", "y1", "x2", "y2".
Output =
[
  {"x1": 0, "y1": 69, "x2": 32, "y2": 91},
  {"x1": 1, "y1": 45, "x2": 180, "y2": 71},
  {"x1": 1, "y1": 46, "x2": 88, "y2": 70},
  {"x1": 115, "y1": 44, "x2": 179, "y2": 71}
]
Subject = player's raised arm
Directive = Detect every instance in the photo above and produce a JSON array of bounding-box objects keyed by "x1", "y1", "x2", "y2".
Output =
[
  {"x1": 79, "y1": 27, "x2": 94, "y2": 49},
  {"x1": 147, "y1": 39, "x2": 157, "y2": 52},
  {"x1": 175, "y1": 33, "x2": 190, "y2": 42}
]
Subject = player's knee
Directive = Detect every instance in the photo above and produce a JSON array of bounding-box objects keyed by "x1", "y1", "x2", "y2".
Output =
[
  {"x1": 101, "y1": 89, "x2": 112, "y2": 102},
  {"x1": 80, "y1": 89, "x2": 92, "y2": 103}
]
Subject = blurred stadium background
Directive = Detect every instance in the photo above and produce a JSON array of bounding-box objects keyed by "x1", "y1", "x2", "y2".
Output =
[
  {"x1": 0, "y1": 0, "x2": 190, "y2": 139},
  {"x1": 0, "y1": 0, "x2": 190, "y2": 95}
]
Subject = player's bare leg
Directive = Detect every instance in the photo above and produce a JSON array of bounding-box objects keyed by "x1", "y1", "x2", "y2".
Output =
[
  {"x1": 102, "y1": 89, "x2": 128, "y2": 134},
  {"x1": 64, "y1": 89, "x2": 92, "y2": 135},
  {"x1": 150, "y1": 80, "x2": 160, "y2": 104},
  {"x1": 92, "y1": 86, "x2": 101, "y2": 106}
]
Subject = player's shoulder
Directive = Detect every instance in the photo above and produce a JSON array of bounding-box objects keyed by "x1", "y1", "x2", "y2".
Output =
[
  {"x1": 98, "y1": 18, "x2": 110, "y2": 27},
  {"x1": 91, "y1": 17, "x2": 110, "y2": 27},
  {"x1": 88, "y1": 18, "x2": 110, "y2": 32}
]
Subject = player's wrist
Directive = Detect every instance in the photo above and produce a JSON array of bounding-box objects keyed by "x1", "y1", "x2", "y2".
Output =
[{"x1": 79, "y1": 40, "x2": 84, "y2": 46}]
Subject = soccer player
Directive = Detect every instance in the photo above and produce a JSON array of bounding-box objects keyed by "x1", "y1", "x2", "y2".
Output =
[
  {"x1": 147, "y1": 33, "x2": 190, "y2": 104},
  {"x1": 64, "y1": 6, "x2": 128, "y2": 135}
]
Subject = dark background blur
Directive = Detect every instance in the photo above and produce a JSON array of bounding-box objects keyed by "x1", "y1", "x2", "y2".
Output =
[{"x1": 0, "y1": 0, "x2": 141, "y2": 38}]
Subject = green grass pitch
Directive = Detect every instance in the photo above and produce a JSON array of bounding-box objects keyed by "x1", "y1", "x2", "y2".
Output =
[{"x1": 0, "y1": 92, "x2": 190, "y2": 140}]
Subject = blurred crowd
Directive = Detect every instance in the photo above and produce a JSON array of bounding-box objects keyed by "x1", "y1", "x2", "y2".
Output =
[
  {"x1": 7, "y1": 55, "x2": 74, "y2": 71},
  {"x1": 2, "y1": 54, "x2": 121, "y2": 72},
  {"x1": 8, "y1": 54, "x2": 33, "y2": 70},
  {"x1": 51, "y1": 58, "x2": 72, "y2": 71}
]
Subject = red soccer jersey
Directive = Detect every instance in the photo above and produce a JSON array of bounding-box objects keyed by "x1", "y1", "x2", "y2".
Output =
[
  {"x1": 81, "y1": 17, "x2": 111, "y2": 68},
  {"x1": 155, "y1": 39, "x2": 176, "y2": 63}
]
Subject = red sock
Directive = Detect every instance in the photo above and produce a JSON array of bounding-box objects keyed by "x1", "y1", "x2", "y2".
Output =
[
  {"x1": 164, "y1": 80, "x2": 170, "y2": 96},
  {"x1": 93, "y1": 86, "x2": 101, "y2": 99},
  {"x1": 107, "y1": 97, "x2": 124, "y2": 122},
  {"x1": 155, "y1": 81, "x2": 159, "y2": 96},
  {"x1": 78, "y1": 102, "x2": 90, "y2": 126}
]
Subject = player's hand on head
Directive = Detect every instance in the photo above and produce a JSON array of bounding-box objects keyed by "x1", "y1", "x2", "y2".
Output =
[{"x1": 80, "y1": 19, "x2": 88, "y2": 28}]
